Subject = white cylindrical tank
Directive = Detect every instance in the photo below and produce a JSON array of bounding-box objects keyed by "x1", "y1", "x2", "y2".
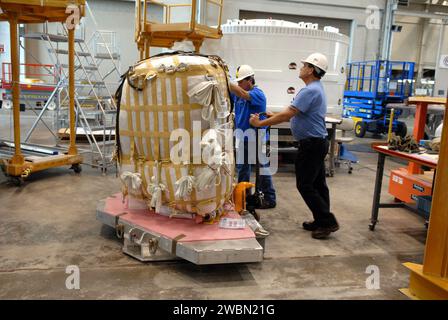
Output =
[{"x1": 202, "y1": 19, "x2": 349, "y2": 115}]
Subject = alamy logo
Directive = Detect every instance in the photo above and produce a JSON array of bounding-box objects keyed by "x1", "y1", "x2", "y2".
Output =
[
  {"x1": 65, "y1": 5, "x2": 81, "y2": 30},
  {"x1": 365, "y1": 6, "x2": 380, "y2": 30},
  {"x1": 365, "y1": 265, "x2": 380, "y2": 290},
  {"x1": 65, "y1": 265, "x2": 80, "y2": 290}
]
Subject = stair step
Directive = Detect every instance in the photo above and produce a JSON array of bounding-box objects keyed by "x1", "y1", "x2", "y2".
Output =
[
  {"x1": 61, "y1": 64, "x2": 98, "y2": 71},
  {"x1": 77, "y1": 96, "x2": 111, "y2": 101},
  {"x1": 23, "y1": 33, "x2": 84, "y2": 43},
  {"x1": 87, "y1": 125, "x2": 116, "y2": 131},
  {"x1": 50, "y1": 49, "x2": 91, "y2": 57},
  {"x1": 95, "y1": 53, "x2": 120, "y2": 60},
  {"x1": 84, "y1": 110, "x2": 117, "y2": 116},
  {"x1": 101, "y1": 141, "x2": 117, "y2": 146},
  {"x1": 75, "y1": 81, "x2": 106, "y2": 86}
]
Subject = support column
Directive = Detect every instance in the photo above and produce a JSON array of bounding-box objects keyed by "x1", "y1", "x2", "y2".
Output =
[
  {"x1": 416, "y1": 18, "x2": 429, "y2": 85},
  {"x1": 408, "y1": 102, "x2": 427, "y2": 174},
  {"x1": 68, "y1": 27, "x2": 77, "y2": 156},
  {"x1": 144, "y1": 38, "x2": 150, "y2": 59},
  {"x1": 193, "y1": 40, "x2": 202, "y2": 53},
  {"x1": 9, "y1": 13, "x2": 24, "y2": 166}
]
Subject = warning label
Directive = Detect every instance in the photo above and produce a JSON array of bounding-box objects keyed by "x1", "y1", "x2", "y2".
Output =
[{"x1": 392, "y1": 175, "x2": 403, "y2": 185}]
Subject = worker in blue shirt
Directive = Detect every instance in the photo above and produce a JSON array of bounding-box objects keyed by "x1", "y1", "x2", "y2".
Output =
[
  {"x1": 229, "y1": 65, "x2": 276, "y2": 209},
  {"x1": 249, "y1": 53, "x2": 339, "y2": 239}
]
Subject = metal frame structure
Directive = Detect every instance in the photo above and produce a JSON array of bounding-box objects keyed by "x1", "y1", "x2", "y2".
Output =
[
  {"x1": 342, "y1": 60, "x2": 415, "y2": 138},
  {"x1": 13, "y1": 2, "x2": 121, "y2": 174},
  {"x1": 135, "y1": 0, "x2": 223, "y2": 58},
  {"x1": 0, "y1": 0, "x2": 85, "y2": 184}
]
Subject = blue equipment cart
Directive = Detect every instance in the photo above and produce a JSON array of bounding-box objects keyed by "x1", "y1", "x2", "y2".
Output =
[{"x1": 342, "y1": 60, "x2": 415, "y2": 138}]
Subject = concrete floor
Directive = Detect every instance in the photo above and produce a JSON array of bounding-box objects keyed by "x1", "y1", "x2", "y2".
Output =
[{"x1": 0, "y1": 110, "x2": 428, "y2": 299}]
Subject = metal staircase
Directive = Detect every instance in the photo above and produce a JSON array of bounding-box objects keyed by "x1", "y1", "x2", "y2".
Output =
[{"x1": 22, "y1": 3, "x2": 121, "y2": 174}]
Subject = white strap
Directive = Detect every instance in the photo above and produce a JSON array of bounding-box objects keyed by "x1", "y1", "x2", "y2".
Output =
[
  {"x1": 147, "y1": 176, "x2": 166, "y2": 213},
  {"x1": 175, "y1": 175, "x2": 196, "y2": 199},
  {"x1": 120, "y1": 171, "x2": 142, "y2": 193}
]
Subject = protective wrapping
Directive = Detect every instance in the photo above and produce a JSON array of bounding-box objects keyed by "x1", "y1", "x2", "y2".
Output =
[{"x1": 116, "y1": 52, "x2": 235, "y2": 220}]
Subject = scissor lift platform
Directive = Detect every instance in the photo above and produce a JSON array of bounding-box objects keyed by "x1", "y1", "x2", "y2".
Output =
[{"x1": 96, "y1": 194, "x2": 264, "y2": 265}]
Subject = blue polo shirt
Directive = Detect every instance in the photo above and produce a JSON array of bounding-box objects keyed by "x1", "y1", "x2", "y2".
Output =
[
  {"x1": 232, "y1": 86, "x2": 266, "y2": 132},
  {"x1": 290, "y1": 80, "x2": 328, "y2": 141}
]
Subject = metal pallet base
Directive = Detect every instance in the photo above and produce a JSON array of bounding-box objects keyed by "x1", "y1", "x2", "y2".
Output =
[{"x1": 96, "y1": 197, "x2": 264, "y2": 265}]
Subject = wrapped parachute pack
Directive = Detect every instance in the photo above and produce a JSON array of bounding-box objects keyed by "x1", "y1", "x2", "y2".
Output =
[{"x1": 116, "y1": 52, "x2": 235, "y2": 222}]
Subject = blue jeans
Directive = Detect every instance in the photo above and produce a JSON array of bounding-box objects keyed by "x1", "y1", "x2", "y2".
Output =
[{"x1": 236, "y1": 140, "x2": 276, "y2": 204}]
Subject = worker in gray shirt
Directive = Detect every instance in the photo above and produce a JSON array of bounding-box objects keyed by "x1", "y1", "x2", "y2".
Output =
[{"x1": 249, "y1": 53, "x2": 339, "y2": 239}]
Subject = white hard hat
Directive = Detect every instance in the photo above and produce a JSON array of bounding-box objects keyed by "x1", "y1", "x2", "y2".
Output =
[
  {"x1": 235, "y1": 65, "x2": 255, "y2": 82},
  {"x1": 301, "y1": 53, "x2": 328, "y2": 73}
]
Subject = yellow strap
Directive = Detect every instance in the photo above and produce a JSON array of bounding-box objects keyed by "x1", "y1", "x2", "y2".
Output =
[
  {"x1": 125, "y1": 83, "x2": 138, "y2": 173},
  {"x1": 138, "y1": 158, "x2": 148, "y2": 197},
  {"x1": 181, "y1": 76, "x2": 197, "y2": 207},
  {"x1": 170, "y1": 75, "x2": 179, "y2": 162},
  {"x1": 170, "y1": 73, "x2": 184, "y2": 211},
  {"x1": 151, "y1": 78, "x2": 160, "y2": 160},
  {"x1": 133, "y1": 86, "x2": 145, "y2": 158},
  {"x1": 142, "y1": 81, "x2": 153, "y2": 161},
  {"x1": 215, "y1": 176, "x2": 222, "y2": 212},
  {"x1": 160, "y1": 78, "x2": 170, "y2": 159},
  {"x1": 173, "y1": 165, "x2": 186, "y2": 212},
  {"x1": 131, "y1": 66, "x2": 215, "y2": 78},
  {"x1": 120, "y1": 156, "x2": 210, "y2": 168},
  {"x1": 170, "y1": 196, "x2": 218, "y2": 207},
  {"x1": 120, "y1": 103, "x2": 203, "y2": 112},
  {"x1": 163, "y1": 166, "x2": 175, "y2": 204},
  {"x1": 225, "y1": 173, "x2": 231, "y2": 206}
]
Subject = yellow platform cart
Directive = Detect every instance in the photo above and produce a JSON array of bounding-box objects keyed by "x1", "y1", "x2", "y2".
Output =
[
  {"x1": 135, "y1": 0, "x2": 223, "y2": 59},
  {"x1": 0, "y1": 0, "x2": 85, "y2": 185}
]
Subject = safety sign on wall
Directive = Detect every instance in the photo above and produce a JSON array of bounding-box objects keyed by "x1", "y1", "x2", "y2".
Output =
[{"x1": 439, "y1": 54, "x2": 448, "y2": 69}]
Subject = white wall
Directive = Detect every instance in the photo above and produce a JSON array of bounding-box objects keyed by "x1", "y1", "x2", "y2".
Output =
[
  {"x1": 392, "y1": 15, "x2": 448, "y2": 69},
  {"x1": 0, "y1": 22, "x2": 25, "y2": 83}
]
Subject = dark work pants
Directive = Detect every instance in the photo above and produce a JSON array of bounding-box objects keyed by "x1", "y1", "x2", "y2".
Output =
[
  {"x1": 236, "y1": 140, "x2": 276, "y2": 204},
  {"x1": 295, "y1": 137, "x2": 338, "y2": 227}
]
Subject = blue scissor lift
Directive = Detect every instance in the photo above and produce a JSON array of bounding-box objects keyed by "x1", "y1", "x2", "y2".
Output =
[{"x1": 342, "y1": 60, "x2": 415, "y2": 138}]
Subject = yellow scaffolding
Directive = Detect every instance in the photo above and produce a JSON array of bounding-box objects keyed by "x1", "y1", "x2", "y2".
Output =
[
  {"x1": 0, "y1": 0, "x2": 85, "y2": 183},
  {"x1": 135, "y1": 0, "x2": 223, "y2": 59}
]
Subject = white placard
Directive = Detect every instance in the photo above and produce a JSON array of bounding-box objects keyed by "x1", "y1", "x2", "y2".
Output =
[{"x1": 439, "y1": 55, "x2": 448, "y2": 69}]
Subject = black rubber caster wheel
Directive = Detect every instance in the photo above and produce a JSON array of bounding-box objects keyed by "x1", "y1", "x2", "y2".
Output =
[
  {"x1": 369, "y1": 223, "x2": 376, "y2": 231},
  {"x1": 71, "y1": 164, "x2": 82, "y2": 173},
  {"x1": 10, "y1": 176, "x2": 24, "y2": 187}
]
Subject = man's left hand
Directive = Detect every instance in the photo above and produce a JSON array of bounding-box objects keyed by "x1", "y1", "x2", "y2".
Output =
[{"x1": 250, "y1": 113, "x2": 262, "y2": 127}]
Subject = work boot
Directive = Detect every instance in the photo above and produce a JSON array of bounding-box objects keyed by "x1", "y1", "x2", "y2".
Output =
[
  {"x1": 256, "y1": 200, "x2": 276, "y2": 209},
  {"x1": 302, "y1": 221, "x2": 319, "y2": 231},
  {"x1": 311, "y1": 223, "x2": 340, "y2": 240}
]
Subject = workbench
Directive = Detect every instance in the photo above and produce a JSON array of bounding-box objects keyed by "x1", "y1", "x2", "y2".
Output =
[
  {"x1": 388, "y1": 97, "x2": 447, "y2": 203},
  {"x1": 369, "y1": 143, "x2": 438, "y2": 231}
]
